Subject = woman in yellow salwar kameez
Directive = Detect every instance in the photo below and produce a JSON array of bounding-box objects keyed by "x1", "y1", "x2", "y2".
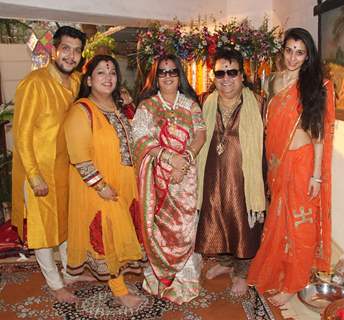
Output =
[{"x1": 64, "y1": 55, "x2": 143, "y2": 308}]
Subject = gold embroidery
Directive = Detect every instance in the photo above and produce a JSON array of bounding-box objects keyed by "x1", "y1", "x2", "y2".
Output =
[
  {"x1": 277, "y1": 197, "x2": 282, "y2": 216},
  {"x1": 315, "y1": 241, "x2": 324, "y2": 258},
  {"x1": 284, "y1": 236, "x2": 293, "y2": 256},
  {"x1": 293, "y1": 207, "x2": 313, "y2": 228}
]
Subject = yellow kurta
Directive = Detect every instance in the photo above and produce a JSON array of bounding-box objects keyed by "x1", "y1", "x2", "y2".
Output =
[
  {"x1": 11, "y1": 63, "x2": 80, "y2": 249},
  {"x1": 64, "y1": 98, "x2": 142, "y2": 280}
]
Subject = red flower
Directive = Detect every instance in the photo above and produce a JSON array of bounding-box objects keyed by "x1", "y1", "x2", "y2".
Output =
[
  {"x1": 336, "y1": 308, "x2": 344, "y2": 320},
  {"x1": 208, "y1": 43, "x2": 217, "y2": 55}
]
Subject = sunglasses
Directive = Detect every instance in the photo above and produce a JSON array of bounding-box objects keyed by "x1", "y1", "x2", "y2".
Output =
[
  {"x1": 214, "y1": 69, "x2": 240, "y2": 79},
  {"x1": 157, "y1": 68, "x2": 179, "y2": 78}
]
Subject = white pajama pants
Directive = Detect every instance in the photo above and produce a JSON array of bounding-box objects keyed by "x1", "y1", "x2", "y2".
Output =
[
  {"x1": 34, "y1": 240, "x2": 76, "y2": 290},
  {"x1": 24, "y1": 183, "x2": 75, "y2": 291}
]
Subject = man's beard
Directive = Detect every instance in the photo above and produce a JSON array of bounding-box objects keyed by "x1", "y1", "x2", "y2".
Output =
[{"x1": 54, "y1": 60, "x2": 76, "y2": 75}]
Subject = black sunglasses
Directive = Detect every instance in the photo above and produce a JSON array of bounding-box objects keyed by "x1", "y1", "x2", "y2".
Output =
[
  {"x1": 157, "y1": 68, "x2": 179, "y2": 78},
  {"x1": 214, "y1": 69, "x2": 240, "y2": 79}
]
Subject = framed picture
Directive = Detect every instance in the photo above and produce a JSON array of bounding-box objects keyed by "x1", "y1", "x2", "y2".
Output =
[{"x1": 315, "y1": 0, "x2": 344, "y2": 120}]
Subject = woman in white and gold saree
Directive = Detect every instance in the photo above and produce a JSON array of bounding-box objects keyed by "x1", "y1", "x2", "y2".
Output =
[{"x1": 132, "y1": 54, "x2": 206, "y2": 304}]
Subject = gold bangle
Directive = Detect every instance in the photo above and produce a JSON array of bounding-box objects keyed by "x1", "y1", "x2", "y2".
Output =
[
  {"x1": 185, "y1": 149, "x2": 194, "y2": 162},
  {"x1": 188, "y1": 146, "x2": 196, "y2": 158}
]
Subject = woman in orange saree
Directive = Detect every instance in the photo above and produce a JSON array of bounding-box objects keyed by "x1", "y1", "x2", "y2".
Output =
[
  {"x1": 132, "y1": 55, "x2": 206, "y2": 304},
  {"x1": 248, "y1": 28, "x2": 335, "y2": 306}
]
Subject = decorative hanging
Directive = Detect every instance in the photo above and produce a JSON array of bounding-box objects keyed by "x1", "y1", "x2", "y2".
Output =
[
  {"x1": 136, "y1": 18, "x2": 282, "y2": 94},
  {"x1": 26, "y1": 33, "x2": 38, "y2": 52},
  {"x1": 39, "y1": 31, "x2": 53, "y2": 54},
  {"x1": 26, "y1": 31, "x2": 53, "y2": 70}
]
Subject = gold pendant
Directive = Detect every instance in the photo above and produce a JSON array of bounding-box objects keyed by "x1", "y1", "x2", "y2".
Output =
[
  {"x1": 169, "y1": 123, "x2": 177, "y2": 135},
  {"x1": 216, "y1": 142, "x2": 225, "y2": 155}
]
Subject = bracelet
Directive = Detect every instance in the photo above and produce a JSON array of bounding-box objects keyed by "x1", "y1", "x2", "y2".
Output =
[
  {"x1": 185, "y1": 149, "x2": 194, "y2": 163},
  {"x1": 188, "y1": 146, "x2": 196, "y2": 159},
  {"x1": 311, "y1": 176, "x2": 322, "y2": 183}
]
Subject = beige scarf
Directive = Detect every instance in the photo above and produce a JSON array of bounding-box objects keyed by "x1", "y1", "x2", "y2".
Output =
[{"x1": 197, "y1": 88, "x2": 266, "y2": 228}]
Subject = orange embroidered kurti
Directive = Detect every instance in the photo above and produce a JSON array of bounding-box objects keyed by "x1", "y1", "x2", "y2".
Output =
[
  {"x1": 11, "y1": 64, "x2": 80, "y2": 249},
  {"x1": 248, "y1": 81, "x2": 335, "y2": 294},
  {"x1": 64, "y1": 98, "x2": 142, "y2": 280}
]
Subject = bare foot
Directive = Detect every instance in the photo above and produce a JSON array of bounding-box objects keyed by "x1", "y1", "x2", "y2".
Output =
[
  {"x1": 117, "y1": 293, "x2": 144, "y2": 308},
  {"x1": 51, "y1": 287, "x2": 79, "y2": 303},
  {"x1": 268, "y1": 292, "x2": 294, "y2": 307},
  {"x1": 230, "y1": 276, "x2": 248, "y2": 297},
  {"x1": 64, "y1": 273, "x2": 97, "y2": 286},
  {"x1": 205, "y1": 264, "x2": 233, "y2": 280}
]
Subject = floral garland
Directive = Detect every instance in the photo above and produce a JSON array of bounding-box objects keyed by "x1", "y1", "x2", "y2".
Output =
[{"x1": 136, "y1": 18, "x2": 282, "y2": 74}]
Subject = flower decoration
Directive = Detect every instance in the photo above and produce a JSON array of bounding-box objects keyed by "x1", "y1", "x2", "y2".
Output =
[
  {"x1": 83, "y1": 32, "x2": 116, "y2": 60},
  {"x1": 136, "y1": 18, "x2": 282, "y2": 74},
  {"x1": 337, "y1": 308, "x2": 344, "y2": 320}
]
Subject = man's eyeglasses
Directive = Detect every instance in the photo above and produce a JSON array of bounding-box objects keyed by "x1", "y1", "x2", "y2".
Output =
[
  {"x1": 157, "y1": 68, "x2": 179, "y2": 78},
  {"x1": 214, "y1": 69, "x2": 240, "y2": 79}
]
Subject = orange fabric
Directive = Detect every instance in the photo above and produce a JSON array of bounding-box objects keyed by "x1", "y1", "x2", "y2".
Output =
[
  {"x1": 248, "y1": 81, "x2": 335, "y2": 294},
  {"x1": 12, "y1": 64, "x2": 80, "y2": 248},
  {"x1": 108, "y1": 275, "x2": 128, "y2": 296},
  {"x1": 65, "y1": 98, "x2": 142, "y2": 279}
]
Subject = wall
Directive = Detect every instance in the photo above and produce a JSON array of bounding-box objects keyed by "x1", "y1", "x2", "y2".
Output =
[
  {"x1": 228, "y1": 0, "x2": 274, "y2": 26},
  {"x1": 0, "y1": 0, "x2": 274, "y2": 26},
  {"x1": 0, "y1": 44, "x2": 31, "y2": 103},
  {"x1": 0, "y1": 44, "x2": 31, "y2": 151},
  {"x1": 332, "y1": 121, "x2": 344, "y2": 251},
  {"x1": 272, "y1": 0, "x2": 317, "y2": 41}
]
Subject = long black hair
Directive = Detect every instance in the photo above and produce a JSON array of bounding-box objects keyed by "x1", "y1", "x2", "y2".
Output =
[
  {"x1": 77, "y1": 54, "x2": 123, "y2": 110},
  {"x1": 139, "y1": 54, "x2": 199, "y2": 104},
  {"x1": 283, "y1": 28, "x2": 326, "y2": 139}
]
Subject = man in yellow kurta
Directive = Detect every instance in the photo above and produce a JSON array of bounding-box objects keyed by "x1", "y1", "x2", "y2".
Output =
[{"x1": 11, "y1": 26, "x2": 86, "y2": 303}]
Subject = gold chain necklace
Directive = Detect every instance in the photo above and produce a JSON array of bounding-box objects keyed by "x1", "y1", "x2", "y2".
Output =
[
  {"x1": 216, "y1": 97, "x2": 241, "y2": 156},
  {"x1": 89, "y1": 96, "x2": 121, "y2": 117}
]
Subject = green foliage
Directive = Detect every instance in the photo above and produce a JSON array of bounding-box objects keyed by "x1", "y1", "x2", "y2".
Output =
[
  {"x1": 82, "y1": 32, "x2": 116, "y2": 60},
  {"x1": 0, "y1": 101, "x2": 14, "y2": 122}
]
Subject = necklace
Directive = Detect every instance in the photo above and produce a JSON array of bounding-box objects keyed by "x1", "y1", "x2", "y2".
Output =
[
  {"x1": 216, "y1": 97, "x2": 241, "y2": 155},
  {"x1": 89, "y1": 96, "x2": 121, "y2": 117},
  {"x1": 158, "y1": 91, "x2": 180, "y2": 134},
  {"x1": 158, "y1": 90, "x2": 180, "y2": 111}
]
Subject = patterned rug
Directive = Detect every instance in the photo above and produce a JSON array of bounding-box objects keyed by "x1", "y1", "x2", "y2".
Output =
[{"x1": 0, "y1": 261, "x2": 281, "y2": 320}]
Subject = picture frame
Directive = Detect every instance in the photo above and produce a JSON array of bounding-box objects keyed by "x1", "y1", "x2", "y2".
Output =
[{"x1": 314, "y1": 0, "x2": 344, "y2": 120}]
